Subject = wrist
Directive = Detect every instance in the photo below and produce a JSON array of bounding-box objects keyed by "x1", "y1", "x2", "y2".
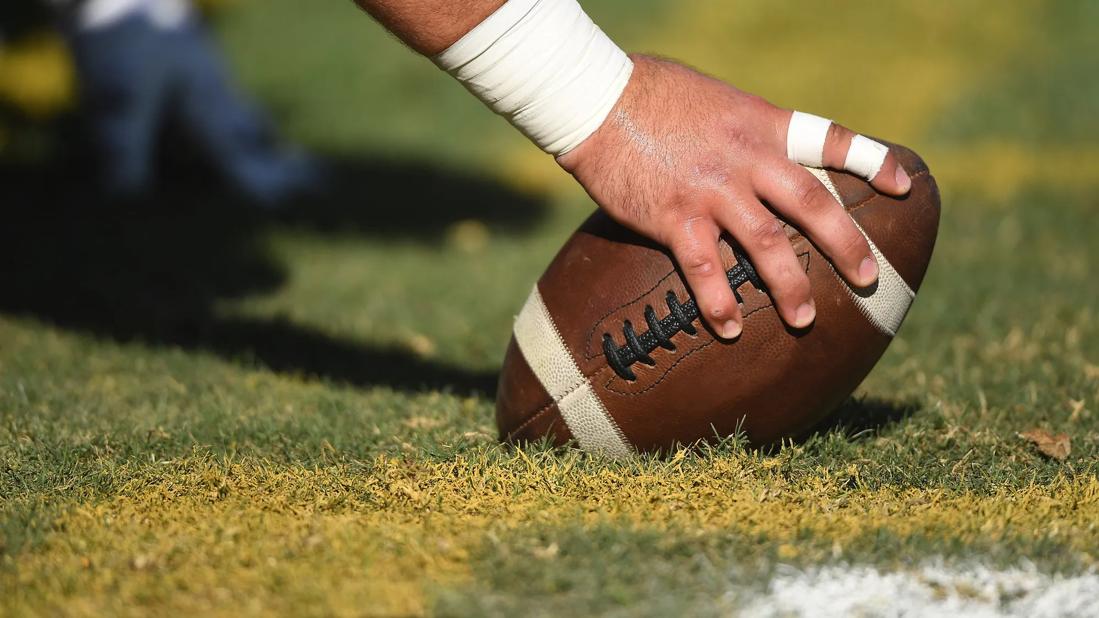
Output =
[
  {"x1": 433, "y1": 0, "x2": 633, "y2": 156},
  {"x1": 556, "y1": 53, "x2": 654, "y2": 172}
]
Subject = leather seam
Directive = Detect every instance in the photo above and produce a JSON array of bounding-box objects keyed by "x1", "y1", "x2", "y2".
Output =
[{"x1": 507, "y1": 399, "x2": 558, "y2": 440}]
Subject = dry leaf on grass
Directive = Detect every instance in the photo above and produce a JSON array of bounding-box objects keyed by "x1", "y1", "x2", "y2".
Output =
[{"x1": 1018, "y1": 428, "x2": 1071, "y2": 461}]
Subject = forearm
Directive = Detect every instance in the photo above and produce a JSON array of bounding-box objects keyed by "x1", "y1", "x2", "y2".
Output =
[
  {"x1": 358, "y1": 0, "x2": 633, "y2": 156},
  {"x1": 353, "y1": 0, "x2": 506, "y2": 56}
]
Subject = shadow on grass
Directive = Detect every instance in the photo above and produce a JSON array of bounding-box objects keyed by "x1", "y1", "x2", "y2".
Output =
[
  {"x1": 806, "y1": 396, "x2": 921, "y2": 442},
  {"x1": 0, "y1": 150, "x2": 548, "y2": 398}
]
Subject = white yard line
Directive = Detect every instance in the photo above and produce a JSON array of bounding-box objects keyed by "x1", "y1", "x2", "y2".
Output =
[{"x1": 733, "y1": 563, "x2": 1099, "y2": 618}]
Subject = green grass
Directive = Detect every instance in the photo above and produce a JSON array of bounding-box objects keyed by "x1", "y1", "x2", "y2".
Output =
[{"x1": 2, "y1": 0, "x2": 1098, "y2": 615}]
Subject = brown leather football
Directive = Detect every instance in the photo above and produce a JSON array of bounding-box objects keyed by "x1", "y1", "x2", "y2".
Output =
[{"x1": 496, "y1": 144, "x2": 939, "y2": 456}]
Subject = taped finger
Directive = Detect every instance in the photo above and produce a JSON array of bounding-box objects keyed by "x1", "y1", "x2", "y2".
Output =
[
  {"x1": 786, "y1": 111, "x2": 831, "y2": 168},
  {"x1": 843, "y1": 134, "x2": 889, "y2": 181}
]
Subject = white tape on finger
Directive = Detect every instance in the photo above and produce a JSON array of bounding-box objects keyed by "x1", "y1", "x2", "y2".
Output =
[
  {"x1": 786, "y1": 111, "x2": 832, "y2": 167},
  {"x1": 844, "y1": 134, "x2": 889, "y2": 181},
  {"x1": 433, "y1": 0, "x2": 633, "y2": 156}
]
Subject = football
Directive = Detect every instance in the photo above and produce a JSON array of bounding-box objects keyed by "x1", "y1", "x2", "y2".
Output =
[{"x1": 495, "y1": 143, "x2": 940, "y2": 456}]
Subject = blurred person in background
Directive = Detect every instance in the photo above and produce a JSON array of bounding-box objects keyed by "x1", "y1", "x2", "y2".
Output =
[{"x1": 48, "y1": 0, "x2": 321, "y2": 204}]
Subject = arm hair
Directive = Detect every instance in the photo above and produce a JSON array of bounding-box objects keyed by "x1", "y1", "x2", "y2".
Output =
[{"x1": 354, "y1": 0, "x2": 507, "y2": 55}]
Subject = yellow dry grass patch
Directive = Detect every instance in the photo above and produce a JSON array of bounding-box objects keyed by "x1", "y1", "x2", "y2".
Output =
[
  {"x1": 648, "y1": 0, "x2": 1039, "y2": 140},
  {"x1": 8, "y1": 454, "x2": 1098, "y2": 615},
  {"x1": 930, "y1": 142, "x2": 1099, "y2": 202}
]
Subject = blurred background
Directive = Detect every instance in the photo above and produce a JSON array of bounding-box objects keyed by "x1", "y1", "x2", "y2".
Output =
[
  {"x1": 0, "y1": 0, "x2": 1095, "y2": 391},
  {"x1": 2, "y1": 2, "x2": 1097, "y2": 613}
]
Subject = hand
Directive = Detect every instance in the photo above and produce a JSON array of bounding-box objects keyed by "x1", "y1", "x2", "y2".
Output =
[{"x1": 556, "y1": 55, "x2": 912, "y2": 339}]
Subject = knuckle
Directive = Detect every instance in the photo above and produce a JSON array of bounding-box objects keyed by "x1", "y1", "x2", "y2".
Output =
[
  {"x1": 826, "y1": 121, "x2": 851, "y2": 146},
  {"x1": 675, "y1": 244, "x2": 718, "y2": 278},
  {"x1": 838, "y1": 225, "x2": 868, "y2": 257},
  {"x1": 798, "y1": 180, "x2": 832, "y2": 211},
  {"x1": 746, "y1": 216, "x2": 786, "y2": 250},
  {"x1": 741, "y1": 93, "x2": 768, "y2": 109},
  {"x1": 653, "y1": 207, "x2": 698, "y2": 246},
  {"x1": 742, "y1": 95, "x2": 774, "y2": 122},
  {"x1": 743, "y1": 93, "x2": 781, "y2": 122},
  {"x1": 668, "y1": 202, "x2": 709, "y2": 230},
  {"x1": 772, "y1": 265, "x2": 812, "y2": 301}
]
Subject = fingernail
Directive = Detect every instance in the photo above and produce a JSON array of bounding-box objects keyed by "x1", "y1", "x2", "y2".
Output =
[
  {"x1": 795, "y1": 302, "x2": 816, "y2": 328},
  {"x1": 859, "y1": 256, "x2": 879, "y2": 284},
  {"x1": 722, "y1": 320, "x2": 742, "y2": 339},
  {"x1": 895, "y1": 165, "x2": 911, "y2": 192}
]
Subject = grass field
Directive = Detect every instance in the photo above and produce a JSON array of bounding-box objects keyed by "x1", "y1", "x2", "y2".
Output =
[{"x1": 2, "y1": 0, "x2": 1098, "y2": 615}]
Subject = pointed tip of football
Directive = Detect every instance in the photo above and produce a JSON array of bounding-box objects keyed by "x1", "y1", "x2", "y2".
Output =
[{"x1": 495, "y1": 336, "x2": 573, "y2": 446}]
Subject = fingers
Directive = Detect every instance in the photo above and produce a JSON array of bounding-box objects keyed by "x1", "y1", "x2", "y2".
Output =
[
  {"x1": 711, "y1": 195, "x2": 816, "y2": 329},
  {"x1": 754, "y1": 159, "x2": 879, "y2": 289},
  {"x1": 820, "y1": 121, "x2": 911, "y2": 196},
  {"x1": 666, "y1": 218, "x2": 744, "y2": 339},
  {"x1": 785, "y1": 111, "x2": 911, "y2": 196}
]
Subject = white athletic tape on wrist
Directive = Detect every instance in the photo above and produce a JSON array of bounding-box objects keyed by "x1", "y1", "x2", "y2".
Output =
[
  {"x1": 844, "y1": 134, "x2": 889, "y2": 181},
  {"x1": 434, "y1": 0, "x2": 634, "y2": 155},
  {"x1": 786, "y1": 111, "x2": 831, "y2": 168}
]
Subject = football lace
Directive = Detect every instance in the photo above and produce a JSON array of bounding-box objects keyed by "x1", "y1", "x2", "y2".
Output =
[{"x1": 602, "y1": 247, "x2": 764, "y2": 380}]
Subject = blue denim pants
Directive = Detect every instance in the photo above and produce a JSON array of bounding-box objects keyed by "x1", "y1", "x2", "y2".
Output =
[{"x1": 67, "y1": 13, "x2": 316, "y2": 203}]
